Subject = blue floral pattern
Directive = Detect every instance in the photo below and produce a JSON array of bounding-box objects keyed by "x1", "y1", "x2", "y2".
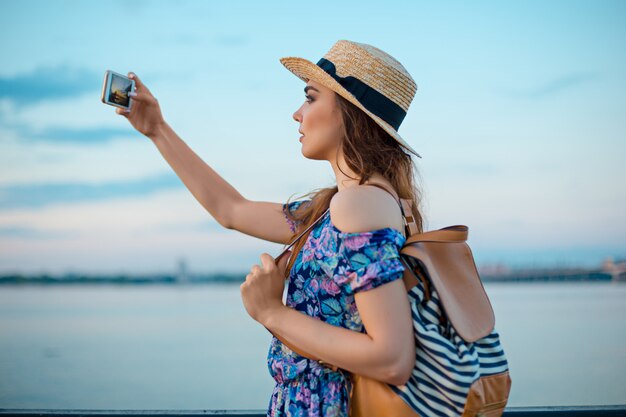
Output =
[{"x1": 266, "y1": 199, "x2": 406, "y2": 416}]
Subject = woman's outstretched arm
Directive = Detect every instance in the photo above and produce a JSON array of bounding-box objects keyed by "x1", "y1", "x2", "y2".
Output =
[{"x1": 115, "y1": 72, "x2": 294, "y2": 244}]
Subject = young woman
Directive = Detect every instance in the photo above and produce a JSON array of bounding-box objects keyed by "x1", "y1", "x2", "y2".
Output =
[{"x1": 116, "y1": 40, "x2": 424, "y2": 417}]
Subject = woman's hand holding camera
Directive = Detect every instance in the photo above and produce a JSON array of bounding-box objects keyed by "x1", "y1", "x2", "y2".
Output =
[
  {"x1": 116, "y1": 72, "x2": 165, "y2": 140},
  {"x1": 240, "y1": 252, "x2": 291, "y2": 326}
]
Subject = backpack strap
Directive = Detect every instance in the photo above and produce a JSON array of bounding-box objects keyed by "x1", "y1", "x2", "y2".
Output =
[
  {"x1": 364, "y1": 185, "x2": 494, "y2": 342},
  {"x1": 274, "y1": 207, "x2": 330, "y2": 264},
  {"x1": 364, "y1": 182, "x2": 420, "y2": 237},
  {"x1": 405, "y1": 225, "x2": 468, "y2": 244}
]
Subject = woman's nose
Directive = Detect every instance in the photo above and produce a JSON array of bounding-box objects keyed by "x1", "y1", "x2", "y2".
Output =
[{"x1": 293, "y1": 105, "x2": 303, "y2": 122}]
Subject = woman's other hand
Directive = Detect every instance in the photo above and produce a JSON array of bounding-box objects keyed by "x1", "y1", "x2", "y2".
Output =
[
  {"x1": 116, "y1": 72, "x2": 165, "y2": 139},
  {"x1": 240, "y1": 252, "x2": 291, "y2": 326}
]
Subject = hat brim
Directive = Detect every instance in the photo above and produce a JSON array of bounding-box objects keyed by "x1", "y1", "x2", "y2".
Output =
[{"x1": 280, "y1": 56, "x2": 421, "y2": 158}]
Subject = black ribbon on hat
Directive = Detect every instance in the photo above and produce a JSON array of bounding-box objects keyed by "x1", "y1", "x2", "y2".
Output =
[{"x1": 316, "y1": 57, "x2": 406, "y2": 130}]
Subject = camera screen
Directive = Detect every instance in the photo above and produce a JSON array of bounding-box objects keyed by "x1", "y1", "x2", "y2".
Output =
[{"x1": 108, "y1": 73, "x2": 133, "y2": 107}]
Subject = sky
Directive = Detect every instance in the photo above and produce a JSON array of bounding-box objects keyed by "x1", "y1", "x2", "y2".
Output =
[{"x1": 0, "y1": 0, "x2": 624, "y2": 275}]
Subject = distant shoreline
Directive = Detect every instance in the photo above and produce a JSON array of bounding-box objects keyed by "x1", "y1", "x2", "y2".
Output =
[
  {"x1": 1, "y1": 266, "x2": 624, "y2": 285},
  {"x1": 0, "y1": 273, "x2": 244, "y2": 285}
]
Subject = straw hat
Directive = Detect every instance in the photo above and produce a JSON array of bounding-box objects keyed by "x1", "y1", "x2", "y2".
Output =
[{"x1": 280, "y1": 40, "x2": 421, "y2": 158}]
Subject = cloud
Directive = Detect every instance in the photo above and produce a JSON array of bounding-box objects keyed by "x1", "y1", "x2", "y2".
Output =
[
  {"x1": 19, "y1": 126, "x2": 133, "y2": 144},
  {"x1": 0, "y1": 173, "x2": 183, "y2": 211},
  {"x1": 155, "y1": 221, "x2": 224, "y2": 233},
  {"x1": 214, "y1": 34, "x2": 249, "y2": 47},
  {"x1": 152, "y1": 33, "x2": 202, "y2": 46},
  {"x1": 0, "y1": 226, "x2": 75, "y2": 239},
  {"x1": 0, "y1": 65, "x2": 100, "y2": 105},
  {"x1": 515, "y1": 72, "x2": 600, "y2": 100}
]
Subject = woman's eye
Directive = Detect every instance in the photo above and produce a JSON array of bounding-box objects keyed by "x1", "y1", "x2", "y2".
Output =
[{"x1": 305, "y1": 95, "x2": 314, "y2": 103}]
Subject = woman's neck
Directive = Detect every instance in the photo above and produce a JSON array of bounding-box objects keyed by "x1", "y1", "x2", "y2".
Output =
[{"x1": 330, "y1": 157, "x2": 387, "y2": 192}]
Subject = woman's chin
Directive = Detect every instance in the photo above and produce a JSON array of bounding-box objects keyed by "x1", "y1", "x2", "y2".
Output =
[
  {"x1": 300, "y1": 139, "x2": 335, "y2": 161},
  {"x1": 301, "y1": 147, "x2": 326, "y2": 161}
]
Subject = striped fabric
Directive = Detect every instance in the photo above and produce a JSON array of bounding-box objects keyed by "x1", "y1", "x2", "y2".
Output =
[{"x1": 390, "y1": 277, "x2": 510, "y2": 417}]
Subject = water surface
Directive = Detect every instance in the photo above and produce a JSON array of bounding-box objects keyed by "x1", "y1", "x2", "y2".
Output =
[{"x1": 0, "y1": 282, "x2": 624, "y2": 409}]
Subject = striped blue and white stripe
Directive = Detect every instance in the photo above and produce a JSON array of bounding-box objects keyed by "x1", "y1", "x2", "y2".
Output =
[{"x1": 390, "y1": 281, "x2": 509, "y2": 416}]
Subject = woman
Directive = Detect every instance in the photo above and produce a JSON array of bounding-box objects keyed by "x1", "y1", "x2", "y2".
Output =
[{"x1": 116, "y1": 40, "x2": 424, "y2": 417}]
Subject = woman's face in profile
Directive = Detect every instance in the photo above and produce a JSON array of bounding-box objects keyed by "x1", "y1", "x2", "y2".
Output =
[{"x1": 292, "y1": 80, "x2": 343, "y2": 162}]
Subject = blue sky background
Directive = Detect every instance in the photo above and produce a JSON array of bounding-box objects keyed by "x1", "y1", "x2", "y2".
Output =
[{"x1": 0, "y1": 0, "x2": 624, "y2": 275}]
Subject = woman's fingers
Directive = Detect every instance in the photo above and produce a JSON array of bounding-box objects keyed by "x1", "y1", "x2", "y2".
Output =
[
  {"x1": 128, "y1": 73, "x2": 157, "y2": 104},
  {"x1": 115, "y1": 107, "x2": 130, "y2": 117},
  {"x1": 128, "y1": 91, "x2": 152, "y2": 103},
  {"x1": 246, "y1": 255, "x2": 277, "y2": 278},
  {"x1": 261, "y1": 253, "x2": 278, "y2": 271},
  {"x1": 112, "y1": 72, "x2": 165, "y2": 138},
  {"x1": 128, "y1": 72, "x2": 141, "y2": 86},
  {"x1": 128, "y1": 72, "x2": 151, "y2": 94}
]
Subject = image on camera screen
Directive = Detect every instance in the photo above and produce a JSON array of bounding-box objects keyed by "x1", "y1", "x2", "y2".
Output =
[{"x1": 108, "y1": 73, "x2": 132, "y2": 107}]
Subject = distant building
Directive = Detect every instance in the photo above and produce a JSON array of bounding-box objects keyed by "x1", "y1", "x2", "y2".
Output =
[
  {"x1": 601, "y1": 257, "x2": 626, "y2": 282},
  {"x1": 478, "y1": 263, "x2": 511, "y2": 277},
  {"x1": 176, "y1": 258, "x2": 189, "y2": 283}
]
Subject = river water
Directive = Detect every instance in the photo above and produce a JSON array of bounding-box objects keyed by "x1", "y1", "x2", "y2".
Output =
[{"x1": 0, "y1": 282, "x2": 624, "y2": 409}]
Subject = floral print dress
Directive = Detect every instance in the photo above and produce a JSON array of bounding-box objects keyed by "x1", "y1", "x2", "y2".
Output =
[{"x1": 266, "y1": 200, "x2": 407, "y2": 417}]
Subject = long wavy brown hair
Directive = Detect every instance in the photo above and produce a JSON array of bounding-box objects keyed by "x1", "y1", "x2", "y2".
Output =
[{"x1": 282, "y1": 93, "x2": 425, "y2": 278}]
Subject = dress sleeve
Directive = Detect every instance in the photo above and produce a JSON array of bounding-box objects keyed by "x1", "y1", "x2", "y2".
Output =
[
  {"x1": 282, "y1": 199, "x2": 311, "y2": 233},
  {"x1": 332, "y1": 228, "x2": 406, "y2": 294}
]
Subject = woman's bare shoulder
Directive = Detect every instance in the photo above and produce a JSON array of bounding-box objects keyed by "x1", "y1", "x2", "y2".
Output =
[{"x1": 329, "y1": 185, "x2": 404, "y2": 234}]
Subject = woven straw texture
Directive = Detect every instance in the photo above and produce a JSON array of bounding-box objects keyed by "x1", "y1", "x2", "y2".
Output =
[{"x1": 280, "y1": 40, "x2": 420, "y2": 157}]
